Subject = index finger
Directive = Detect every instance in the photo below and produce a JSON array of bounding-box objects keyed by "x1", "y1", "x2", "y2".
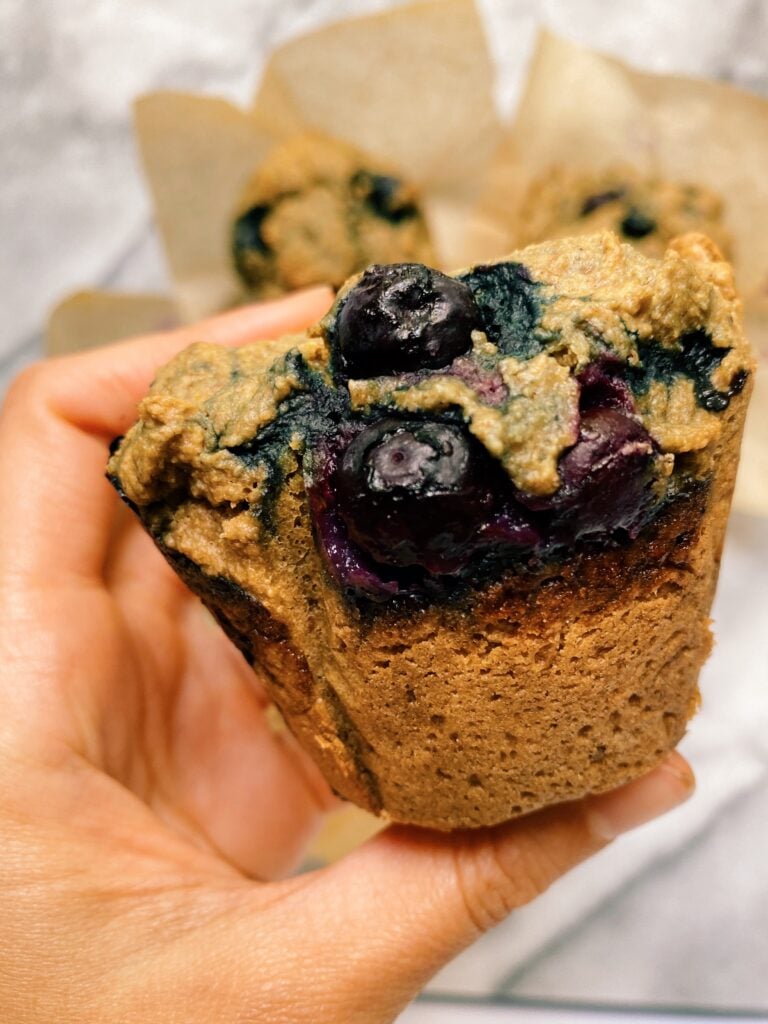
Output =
[
  {"x1": 0, "y1": 287, "x2": 333, "y2": 583},
  {"x1": 46, "y1": 286, "x2": 334, "y2": 437}
]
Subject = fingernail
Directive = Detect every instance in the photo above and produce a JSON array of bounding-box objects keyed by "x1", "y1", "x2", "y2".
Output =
[{"x1": 587, "y1": 752, "x2": 695, "y2": 841}]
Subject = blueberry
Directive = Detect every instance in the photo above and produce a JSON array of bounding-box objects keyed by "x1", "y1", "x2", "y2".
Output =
[
  {"x1": 308, "y1": 487, "x2": 399, "y2": 599},
  {"x1": 698, "y1": 367, "x2": 748, "y2": 411},
  {"x1": 580, "y1": 189, "x2": 625, "y2": 216},
  {"x1": 518, "y1": 409, "x2": 656, "y2": 540},
  {"x1": 620, "y1": 208, "x2": 657, "y2": 239},
  {"x1": 352, "y1": 171, "x2": 418, "y2": 224},
  {"x1": 578, "y1": 358, "x2": 635, "y2": 414},
  {"x1": 336, "y1": 419, "x2": 497, "y2": 572},
  {"x1": 232, "y1": 204, "x2": 271, "y2": 286},
  {"x1": 333, "y1": 264, "x2": 478, "y2": 378}
]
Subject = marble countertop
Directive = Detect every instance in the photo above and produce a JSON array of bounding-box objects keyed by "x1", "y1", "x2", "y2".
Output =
[{"x1": 2, "y1": 1, "x2": 767, "y2": 1016}]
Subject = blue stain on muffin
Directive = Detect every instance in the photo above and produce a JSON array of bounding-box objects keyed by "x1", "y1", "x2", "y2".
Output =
[{"x1": 211, "y1": 253, "x2": 746, "y2": 603}]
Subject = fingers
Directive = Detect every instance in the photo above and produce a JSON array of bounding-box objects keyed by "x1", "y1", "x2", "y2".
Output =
[
  {"x1": 0, "y1": 287, "x2": 333, "y2": 584},
  {"x1": 46, "y1": 286, "x2": 334, "y2": 439},
  {"x1": 287, "y1": 753, "x2": 694, "y2": 1021},
  {"x1": 151, "y1": 600, "x2": 338, "y2": 881}
]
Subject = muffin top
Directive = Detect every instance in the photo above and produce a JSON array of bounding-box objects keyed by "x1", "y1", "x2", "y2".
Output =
[
  {"x1": 110, "y1": 232, "x2": 752, "y2": 603},
  {"x1": 231, "y1": 132, "x2": 434, "y2": 299},
  {"x1": 514, "y1": 166, "x2": 732, "y2": 261}
]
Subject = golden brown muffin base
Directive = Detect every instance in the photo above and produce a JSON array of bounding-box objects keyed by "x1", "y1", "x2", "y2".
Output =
[{"x1": 132, "y1": 372, "x2": 746, "y2": 830}]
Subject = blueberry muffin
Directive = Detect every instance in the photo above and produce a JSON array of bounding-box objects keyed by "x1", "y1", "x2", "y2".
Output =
[
  {"x1": 109, "y1": 232, "x2": 752, "y2": 830},
  {"x1": 515, "y1": 166, "x2": 732, "y2": 260},
  {"x1": 231, "y1": 133, "x2": 434, "y2": 299}
]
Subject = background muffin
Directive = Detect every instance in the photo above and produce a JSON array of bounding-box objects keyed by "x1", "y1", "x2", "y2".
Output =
[
  {"x1": 231, "y1": 133, "x2": 435, "y2": 298},
  {"x1": 513, "y1": 165, "x2": 732, "y2": 259}
]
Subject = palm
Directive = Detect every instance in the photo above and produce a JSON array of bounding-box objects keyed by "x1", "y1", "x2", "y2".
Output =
[
  {"x1": 118, "y1": 514, "x2": 334, "y2": 879},
  {"x1": 19, "y1": 492, "x2": 332, "y2": 885}
]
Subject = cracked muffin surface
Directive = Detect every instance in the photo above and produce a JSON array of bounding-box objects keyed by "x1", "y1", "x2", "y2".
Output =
[{"x1": 109, "y1": 232, "x2": 753, "y2": 829}]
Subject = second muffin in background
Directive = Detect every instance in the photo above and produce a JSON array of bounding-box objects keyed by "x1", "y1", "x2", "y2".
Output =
[
  {"x1": 232, "y1": 133, "x2": 435, "y2": 299},
  {"x1": 512, "y1": 165, "x2": 732, "y2": 259}
]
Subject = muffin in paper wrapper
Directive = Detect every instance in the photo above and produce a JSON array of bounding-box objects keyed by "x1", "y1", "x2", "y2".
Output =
[{"x1": 469, "y1": 28, "x2": 768, "y2": 516}]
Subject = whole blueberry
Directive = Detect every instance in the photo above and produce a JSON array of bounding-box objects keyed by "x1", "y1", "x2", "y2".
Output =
[
  {"x1": 578, "y1": 358, "x2": 635, "y2": 414},
  {"x1": 333, "y1": 264, "x2": 478, "y2": 378},
  {"x1": 518, "y1": 409, "x2": 656, "y2": 540},
  {"x1": 336, "y1": 418, "x2": 496, "y2": 572}
]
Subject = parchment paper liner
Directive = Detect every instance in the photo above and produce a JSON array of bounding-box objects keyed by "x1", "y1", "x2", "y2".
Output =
[
  {"x1": 134, "y1": 0, "x2": 500, "y2": 324},
  {"x1": 468, "y1": 29, "x2": 768, "y2": 515},
  {"x1": 46, "y1": 291, "x2": 179, "y2": 356}
]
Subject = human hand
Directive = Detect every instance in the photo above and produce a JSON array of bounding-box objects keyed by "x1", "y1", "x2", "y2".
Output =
[{"x1": 0, "y1": 288, "x2": 694, "y2": 1023}]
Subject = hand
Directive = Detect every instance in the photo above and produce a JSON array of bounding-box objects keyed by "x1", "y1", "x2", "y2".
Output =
[{"x1": 0, "y1": 288, "x2": 694, "y2": 1023}]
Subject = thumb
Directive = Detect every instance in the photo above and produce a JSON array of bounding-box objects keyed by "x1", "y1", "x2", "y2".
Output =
[{"x1": 299, "y1": 752, "x2": 694, "y2": 1022}]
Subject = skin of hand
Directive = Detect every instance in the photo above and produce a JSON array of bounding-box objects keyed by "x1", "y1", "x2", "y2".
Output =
[{"x1": 0, "y1": 286, "x2": 695, "y2": 1024}]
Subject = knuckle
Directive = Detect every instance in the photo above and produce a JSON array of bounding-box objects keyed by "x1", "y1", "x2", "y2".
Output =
[
  {"x1": 450, "y1": 808, "x2": 599, "y2": 932},
  {"x1": 451, "y1": 838, "x2": 536, "y2": 933}
]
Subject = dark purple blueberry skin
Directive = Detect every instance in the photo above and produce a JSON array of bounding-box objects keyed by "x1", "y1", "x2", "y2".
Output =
[
  {"x1": 232, "y1": 204, "x2": 272, "y2": 287},
  {"x1": 334, "y1": 264, "x2": 479, "y2": 378},
  {"x1": 478, "y1": 506, "x2": 541, "y2": 550},
  {"x1": 310, "y1": 492, "x2": 399, "y2": 598},
  {"x1": 351, "y1": 171, "x2": 419, "y2": 224},
  {"x1": 306, "y1": 439, "x2": 399, "y2": 598},
  {"x1": 578, "y1": 359, "x2": 635, "y2": 414},
  {"x1": 518, "y1": 408, "x2": 656, "y2": 540},
  {"x1": 336, "y1": 419, "x2": 499, "y2": 573}
]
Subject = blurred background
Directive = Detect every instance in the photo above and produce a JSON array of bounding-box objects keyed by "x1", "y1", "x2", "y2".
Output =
[{"x1": 2, "y1": 2, "x2": 767, "y2": 1020}]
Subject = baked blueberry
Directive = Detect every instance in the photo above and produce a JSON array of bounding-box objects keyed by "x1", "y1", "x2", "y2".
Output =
[
  {"x1": 351, "y1": 171, "x2": 419, "y2": 223},
  {"x1": 628, "y1": 329, "x2": 744, "y2": 412},
  {"x1": 580, "y1": 189, "x2": 625, "y2": 216},
  {"x1": 336, "y1": 418, "x2": 497, "y2": 572},
  {"x1": 456, "y1": 261, "x2": 542, "y2": 359},
  {"x1": 519, "y1": 409, "x2": 656, "y2": 539},
  {"x1": 578, "y1": 359, "x2": 635, "y2": 414},
  {"x1": 232, "y1": 204, "x2": 271, "y2": 286},
  {"x1": 620, "y1": 208, "x2": 657, "y2": 239},
  {"x1": 334, "y1": 264, "x2": 478, "y2": 378}
]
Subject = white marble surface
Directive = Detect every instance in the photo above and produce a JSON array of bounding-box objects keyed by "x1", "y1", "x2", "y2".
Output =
[{"x1": 2, "y1": 1, "x2": 767, "y2": 1016}]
